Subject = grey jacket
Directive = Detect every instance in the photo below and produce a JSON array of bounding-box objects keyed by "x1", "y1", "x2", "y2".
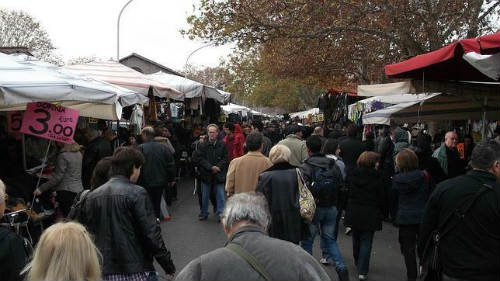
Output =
[
  {"x1": 278, "y1": 135, "x2": 308, "y2": 167},
  {"x1": 39, "y1": 143, "x2": 84, "y2": 194},
  {"x1": 175, "y1": 226, "x2": 330, "y2": 281}
]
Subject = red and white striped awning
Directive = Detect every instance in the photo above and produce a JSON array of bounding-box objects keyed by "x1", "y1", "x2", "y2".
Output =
[{"x1": 64, "y1": 61, "x2": 184, "y2": 100}]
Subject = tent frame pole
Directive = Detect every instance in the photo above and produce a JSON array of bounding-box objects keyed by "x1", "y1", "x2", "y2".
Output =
[{"x1": 482, "y1": 96, "x2": 488, "y2": 140}]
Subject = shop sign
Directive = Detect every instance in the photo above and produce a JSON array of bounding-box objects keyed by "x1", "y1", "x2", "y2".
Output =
[{"x1": 20, "y1": 102, "x2": 79, "y2": 144}]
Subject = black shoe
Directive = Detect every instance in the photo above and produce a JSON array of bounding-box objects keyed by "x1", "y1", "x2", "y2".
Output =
[
  {"x1": 198, "y1": 214, "x2": 208, "y2": 221},
  {"x1": 336, "y1": 268, "x2": 350, "y2": 281}
]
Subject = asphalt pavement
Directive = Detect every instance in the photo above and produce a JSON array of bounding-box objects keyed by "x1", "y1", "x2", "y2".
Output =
[{"x1": 157, "y1": 178, "x2": 406, "y2": 281}]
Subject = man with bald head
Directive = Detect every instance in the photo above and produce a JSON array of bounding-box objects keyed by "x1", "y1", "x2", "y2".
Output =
[{"x1": 433, "y1": 131, "x2": 466, "y2": 180}]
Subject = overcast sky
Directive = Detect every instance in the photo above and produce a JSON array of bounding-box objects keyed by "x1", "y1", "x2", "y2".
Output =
[{"x1": 0, "y1": 0, "x2": 233, "y2": 71}]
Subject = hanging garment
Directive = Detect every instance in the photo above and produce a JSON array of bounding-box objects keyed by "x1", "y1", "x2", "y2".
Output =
[{"x1": 130, "y1": 105, "x2": 144, "y2": 135}]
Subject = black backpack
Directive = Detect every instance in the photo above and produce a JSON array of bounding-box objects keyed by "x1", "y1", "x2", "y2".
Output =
[{"x1": 309, "y1": 159, "x2": 344, "y2": 206}]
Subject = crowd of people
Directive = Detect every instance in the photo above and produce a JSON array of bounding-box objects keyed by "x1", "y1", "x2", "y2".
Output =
[{"x1": 0, "y1": 118, "x2": 499, "y2": 281}]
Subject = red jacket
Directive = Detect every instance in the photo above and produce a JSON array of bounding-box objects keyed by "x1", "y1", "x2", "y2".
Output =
[{"x1": 224, "y1": 124, "x2": 246, "y2": 161}]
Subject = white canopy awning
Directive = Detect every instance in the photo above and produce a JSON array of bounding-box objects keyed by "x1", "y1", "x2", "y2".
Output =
[
  {"x1": 222, "y1": 103, "x2": 249, "y2": 115},
  {"x1": 350, "y1": 93, "x2": 439, "y2": 125},
  {"x1": 289, "y1": 108, "x2": 319, "y2": 119},
  {"x1": 463, "y1": 52, "x2": 500, "y2": 81},
  {"x1": 0, "y1": 53, "x2": 148, "y2": 120},
  {"x1": 362, "y1": 93, "x2": 500, "y2": 125},
  {"x1": 64, "y1": 62, "x2": 183, "y2": 100},
  {"x1": 147, "y1": 71, "x2": 230, "y2": 103},
  {"x1": 357, "y1": 81, "x2": 416, "y2": 97}
]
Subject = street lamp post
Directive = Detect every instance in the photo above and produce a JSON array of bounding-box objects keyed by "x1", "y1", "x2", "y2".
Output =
[
  {"x1": 117, "y1": 0, "x2": 136, "y2": 61},
  {"x1": 184, "y1": 42, "x2": 215, "y2": 68}
]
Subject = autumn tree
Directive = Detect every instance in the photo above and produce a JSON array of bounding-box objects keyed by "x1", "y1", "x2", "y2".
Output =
[
  {"x1": 183, "y1": 64, "x2": 229, "y2": 89},
  {"x1": 0, "y1": 9, "x2": 61, "y2": 64},
  {"x1": 185, "y1": 0, "x2": 500, "y2": 88}
]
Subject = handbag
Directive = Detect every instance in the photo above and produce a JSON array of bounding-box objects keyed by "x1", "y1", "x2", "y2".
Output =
[
  {"x1": 296, "y1": 168, "x2": 316, "y2": 224},
  {"x1": 419, "y1": 184, "x2": 491, "y2": 281}
]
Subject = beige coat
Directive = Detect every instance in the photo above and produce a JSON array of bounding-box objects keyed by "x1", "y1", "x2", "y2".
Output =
[{"x1": 225, "y1": 151, "x2": 273, "y2": 196}]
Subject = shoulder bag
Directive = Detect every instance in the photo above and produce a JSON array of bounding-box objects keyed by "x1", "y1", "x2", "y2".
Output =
[
  {"x1": 226, "y1": 242, "x2": 272, "y2": 281},
  {"x1": 296, "y1": 168, "x2": 316, "y2": 224},
  {"x1": 419, "y1": 183, "x2": 492, "y2": 281}
]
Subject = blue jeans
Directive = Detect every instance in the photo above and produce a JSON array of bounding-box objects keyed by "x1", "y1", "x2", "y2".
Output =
[
  {"x1": 352, "y1": 230, "x2": 374, "y2": 275},
  {"x1": 301, "y1": 206, "x2": 347, "y2": 269},
  {"x1": 201, "y1": 182, "x2": 225, "y2": 216}
]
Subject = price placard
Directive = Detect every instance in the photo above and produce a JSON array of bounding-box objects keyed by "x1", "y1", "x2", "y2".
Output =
[
  {"x1": 20, "y1": 102, "x2": 79, "y2": 144},
  {"x1": 8, "y1": 111, "x2": 23, "y2": 139}
]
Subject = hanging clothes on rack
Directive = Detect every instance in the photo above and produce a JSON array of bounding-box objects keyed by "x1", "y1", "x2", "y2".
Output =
[{"x1": 130, "y1": 105, "x2": 144, "y2": 136}]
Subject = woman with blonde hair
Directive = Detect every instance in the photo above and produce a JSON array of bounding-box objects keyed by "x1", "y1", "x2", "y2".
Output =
[
  {"x1": 256, "y1": 145, "x2": 307, "y2": 244},
  {"x1": 23, "y1": 221, "x2": 101, "y2": 281}
]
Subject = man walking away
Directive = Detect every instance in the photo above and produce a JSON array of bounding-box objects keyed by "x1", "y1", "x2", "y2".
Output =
[
  {"x1": 419, "y1": 141, "x2": 500, "y2": 281},
  {"x1": 226, "y1": 133, "x2": 272, "y2": 197},
  {"x1": 137, "y1": 126, "x2": 176, "y2": 219},
  {"x1": 81, "y1": 147, "x2": 176, "y2": 281},
  {"x1": 82, "y1": 128, "x2": 113, "y2": 189},
  {"x1": 300, "y1": 135, "x2": 349, "y2": 281},
  {"x1": 175, "y1": 193, "x2": 331, "y2": 281},
  {"x1": 251, "y1": 120, "x2": 272, "y2": 157},
  {"x1": 278, "y1": 124, "x2": 308, "y2": 167},
  {"x1": 338, "y1": 124, "x2": 365, "y2": 235},
  {"x1": 192, "y1": 124, "x2": 228, "y2": 221}
]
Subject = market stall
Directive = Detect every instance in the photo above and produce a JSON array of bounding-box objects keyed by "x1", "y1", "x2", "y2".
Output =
[
  {"x1": 64, "y1": 61, "x2": 183, "y2": 99},
  {"x1": 148, "y1": 71, "x2": 229, "y2": 103},
  {"x1": 385, "y1": 32, "x2": 500, "y2": 82},
  {"x1": 1, "y1": 53, "x2": 148, "y2": 120},
  {"x1": 383, "y1": 32, "x2": 500, "y2": 138}
]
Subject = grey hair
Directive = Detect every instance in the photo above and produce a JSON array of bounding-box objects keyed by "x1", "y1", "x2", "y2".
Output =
[
  {"x1": 445, "y1": 131, "x2": 457, "y2": 139},
  {"x1": 471, "y1": 141, "x2": 500, "y2": 170},
  {"x1": 222, "y1": 192, "x2": 271, "y2": 231},
  {"x1": 207, "y1": 123, "x2": 219, "y2": 131}
]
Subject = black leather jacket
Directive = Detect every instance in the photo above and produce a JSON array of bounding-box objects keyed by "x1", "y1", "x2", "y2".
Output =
[{"x1": 80, "y1": 176, "x2": 175, "y2": 275}]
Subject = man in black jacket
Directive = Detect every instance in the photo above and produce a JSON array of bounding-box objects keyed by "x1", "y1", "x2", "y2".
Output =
[
  {"x1": 419, "y1": 141, "x2": 500, "y2": 281},
  {"x1": 138, "y1": 126, "x2": 176, "y2": 219},
  {"x1": 192, "y1": 124, "x2": 228, "y2": 221},
  {"x1": 300, "y1": 136, "x2": 349, "y2": 281},
  {"x1": 338, "y1": 124, "x2": 365, "y2": 235},
  {"x1": 80, "y1": 147, "x2": 175, "y2": 280},
  {"x1": 82, "y1": 128, "x2": 113, "y2": 189}
]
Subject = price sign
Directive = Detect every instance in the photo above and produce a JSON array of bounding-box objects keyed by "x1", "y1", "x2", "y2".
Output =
[
  {"x1": 318, "y1": 113, "x2": 324, "y2": 122},
  {"x1": 8, "y1": 111, "x2": 23, "y2": 139},
  {"x1": 20, "y1": 102, "x2": 79, "y2": 144}
]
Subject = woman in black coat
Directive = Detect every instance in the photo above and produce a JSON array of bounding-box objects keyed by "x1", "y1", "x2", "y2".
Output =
[
  {"x1": 393, "y1": 149, "x2": 432, "y2": 281},
  {"x1": 344, "y1": 151, "x2": 386, "y2": 280},
  {"x1": 256, "y1": 144, "x2": 306, "y2": 244}
]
